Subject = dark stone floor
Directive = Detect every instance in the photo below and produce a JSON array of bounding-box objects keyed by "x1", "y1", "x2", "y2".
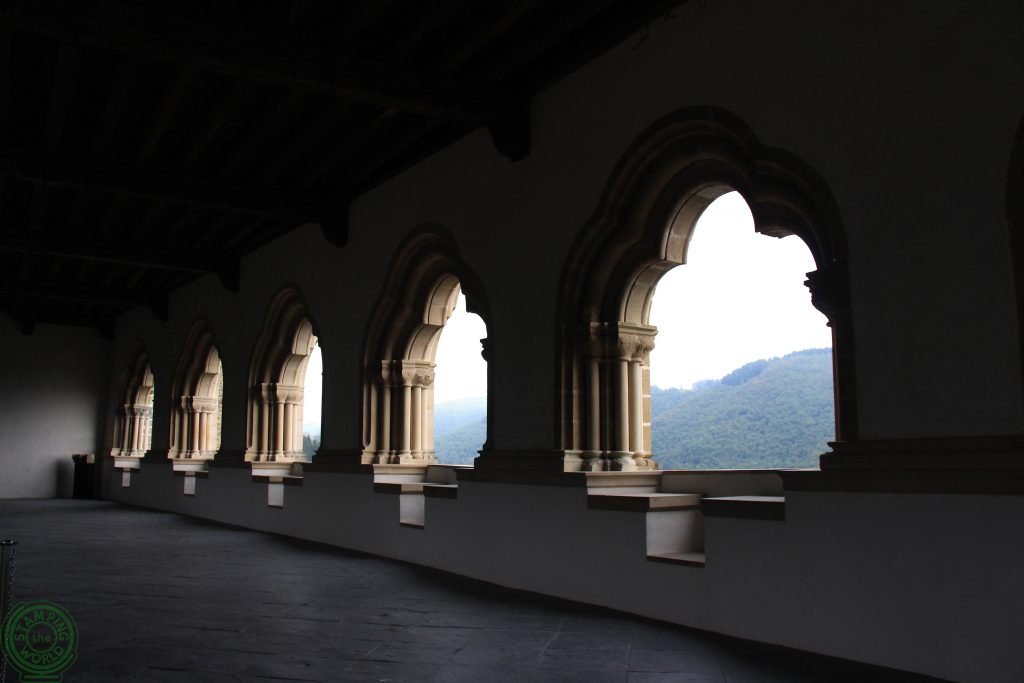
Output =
[{"x1": 0, "y1": 500, "x2": 944, "y2": 682}]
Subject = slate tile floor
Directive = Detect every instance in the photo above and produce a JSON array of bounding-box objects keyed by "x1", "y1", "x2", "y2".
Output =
[{"x1": 0, "y1": 500, "x2": 944, "y2": 682}]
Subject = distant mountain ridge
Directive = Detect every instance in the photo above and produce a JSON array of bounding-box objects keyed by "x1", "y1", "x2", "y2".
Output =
[
  {"x1": 432, "y1": 348, "x2": 834, "y2": 468},
  {"x1": 651, "y1": 349, "x2": 833, "y2": 469}
]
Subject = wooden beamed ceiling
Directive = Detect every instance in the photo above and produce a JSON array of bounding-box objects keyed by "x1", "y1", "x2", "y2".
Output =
[{"x1": 0, "y1": 0, "x2": 686, "y2": 335}]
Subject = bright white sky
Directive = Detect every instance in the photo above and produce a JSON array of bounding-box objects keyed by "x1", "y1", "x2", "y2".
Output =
[
  {"x1": 301, "y1": 190, "x2": 831, "y2": 421},
  {"x1": 302, "y1": 344, "x2": 322, "y2": 434},
  {"x1": 433, "y1": 293, "x2": 488, "y2": 404},
  {"x1": 647, "y1": 191, "x2": 830, "y2": 389}
]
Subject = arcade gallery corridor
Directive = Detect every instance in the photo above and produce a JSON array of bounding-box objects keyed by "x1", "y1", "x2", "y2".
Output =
[{"x1": 0, "y1": 500, "x2": 941, "y2": 682}]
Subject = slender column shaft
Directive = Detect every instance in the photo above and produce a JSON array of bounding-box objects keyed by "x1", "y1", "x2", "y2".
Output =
[
  {"x1": 400, "y1": 384, "x2": 412, "y2": 454},
  {"x1": 367, "y1": 384, "x2": 378, "y2": 452},
  {"x1": 628, "y1": 359, "x2": 643, "y2": 454},
  {"x1": 379, "y1": 384, "x2": 391, "y2": 454},
  {"x1": 274, "y1": 400, "x2": 285, "y2": 454},
  {"x1": 284, "y1": 402, "x2": 295, "y2": 454},
  {"x1": 260, "y1": 391, "x2": 270, "y2": 455},
  {"x1": 424, "y1": 389, "x2": 435, "y2": 453},
  {"x1": 127, "y1": 410, "x2": 138, "y2": 452},
  {"x1": 615, "y1": 358, "x2": 630, "y2": 453},
  {"x1": 202, "y1": 411, "x2": 213, "y2": 452},
  {"x1": 190, "y1": 407, "x2": 200, "y2": 453},
  {"x1": 411, "y1": 385, "x2": 422, "y2": 454},
  {"x1": 587, "y1": 359, "x2": 601, "y2": 452}
]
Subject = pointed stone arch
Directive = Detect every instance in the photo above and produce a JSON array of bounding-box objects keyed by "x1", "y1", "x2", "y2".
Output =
[
  {"x1": 110, "y1": 344, "x2": 155, "y2": 460},
  {"x1": 556, "y1": 106, "x2": 855, "y2": 472},
  {"x1": 246, "y1": 287, "x2": 320, "y2": 463},
  {"x1": 169, "y1": 319, "x2": 224, "y2": 460},
  {"x1": 359, "y1": 226, "x2": 492, "y2": 466}
]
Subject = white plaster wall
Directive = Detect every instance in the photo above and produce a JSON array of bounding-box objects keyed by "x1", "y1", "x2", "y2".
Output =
[{"x1": 0, "y1": 318, "x2": 110, "y2": 498}]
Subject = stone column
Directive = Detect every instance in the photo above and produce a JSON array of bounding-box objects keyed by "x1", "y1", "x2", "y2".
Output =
[
  {"x1": 274, "y1": 389, "x2": 285, "y2": 457},
  {"x1": 140, "y1": 405, "x2": 152, "y2": 454},
  {"x1": 414, "y1": 365, "x2": 435, "y2": 461},
  {"x1": 259, "y1": 383, "x2": 273, "y2": 459},
  {"x1": 587, "y1": 358, "x2": 601, "y2": 453},
  {"x1": 616, "y1": 324, "x2": 657, "y2": 469},
  {"x1": 628, "y1": 358, "x2": 643, "y2": 454},
  {"x1": 410, "y1": 384, "x2": 422, "y2": 456},
  {"x1": 400, "y1": 382, "x2": 412, "y2": 457},
  {"x1": 614, "y1": 357, "x2": 630, "y2": 454}
]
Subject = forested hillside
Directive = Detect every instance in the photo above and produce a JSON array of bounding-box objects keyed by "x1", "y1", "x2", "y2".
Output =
[
  {"x1": 432, "y1": 348, "x2": 834, "y2": 468},
  {"x1": 651, "y1": 349, "x2": 834, "y2": 469}
]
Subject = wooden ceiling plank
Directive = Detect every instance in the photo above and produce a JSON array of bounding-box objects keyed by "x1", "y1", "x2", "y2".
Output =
[
  {"x1": 220, "y1": 89, "x2": 305, "y2": 179},
  {"x1": 259, "y1": 102, "x2": 354, "y2": 186},
  {"x1": 286, "y1": 0, "x2": 318, "y2": 26},
  {"x1": 0, "y1": 282, "x2": 154, "y2": 308},
  {"x1": 0, "y1": 28, "x2": 10, "y2": 148},
  {"x1": 337, "y1": 0, "x2": 393, "y2": 47},
  {"x1": 482, "y1": 0, "x2": 621, "y2": 84},
  {"x1": 0, "y1": 150, "x2": 332, "y2": 222},
  {"x1": 138, "y1": 65, "x2": 197, "y2": 164},
  {"x1": 92, "y1": 57, "x2": 138, "y2": 160},
  {"x1": 0, "y1": 234, "x2": 219, "y2": 273},
  {"x1": 435, "y1": 0, "x2": 548, "y2": 73},
  {"x1": 42, "y1": 39, "x2": 80, "y2": 155},
  {"x1": 291, "y1": 106, "x2": 400, "y2": 190},
  {"x1": 96, "y1": 195, "x2": 124, "y2": 242},
  {"x1": 389, "y1": 0, "x2": 466, "y2": 64},
  {"x1": 1, "y1": 0, "x2": 521, "y2": 124},
  {"x1": 177, "y1": 80, "x2": 246, "y2": 170}
]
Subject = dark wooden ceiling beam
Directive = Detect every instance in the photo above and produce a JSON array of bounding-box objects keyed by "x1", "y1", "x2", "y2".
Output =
[
  {"x1": 337, "y1": 0, "x2": 393, "y2": 48},
  {"x1": 1, "y1": 0, "x2": 525, "y2": 125},
  {"x1": 390, "y1": 1, "x2": 465, "y2": 64},
  {"x1": 435, "y1": 0, "x2": 548, "y2": 73},
  {"x1": 0, "y1": 28, "x2": 10, "y2": 148},
  {"x1": 482, "y1": 0, "x2": 622, "y2": 84},
  {"x1": 260, "y1": 102, "x2": 355, "y2": 186},
  {"x1": 4, "y1": 305, "x2": 116, "y2": 338},
  {"x1": 0, "y1": 150, "x2": 332, "y2": 222},
  {"x1": 291, "y1": 107, "x2": 400, "y2": 190},
  {"x1": 92, "y1": 57, "x2": 137, "y2": 159},
  {"x1": 220, "y1": 89, "x2": 305, "y2": 179},
  {"x1": 0, "y1": 235, "x2": 221, "y2": 273},
  {"x1": 177, "y1": 80, "x2": 245, "y2": 170},
  {"x1": 139, "y1": 65, "x2": 196, "y2": 164},
  {"x1": 0, "y1": 279, "x2": 167, "y2": 312},
  {"x1": 42, "y1": 39, "x2": 80, "y2": 155}
]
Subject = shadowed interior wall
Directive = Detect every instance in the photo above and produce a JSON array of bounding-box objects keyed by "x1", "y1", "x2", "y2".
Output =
[{"x1": 0, "y1": 317, "x2": 110, "y2": 498}]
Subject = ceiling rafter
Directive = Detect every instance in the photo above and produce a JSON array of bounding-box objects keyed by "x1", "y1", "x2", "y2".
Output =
[
  {"x1": 0, "y1": 150, "x2": 332, "y2": 223},
  {"x1": 0, "y1": 0, "x2": 526, "y2": 127},
  {"x1": 0, "y1": 279, "x2": 168, "y2": 312},
  {"x1": 138, "y1": 65, "x2": 196, "y2": 164},
  {"x1": 0, "y1": 28, "x2": 11, "y2": 148},
  {"x1": 91, "y1": 57, "x2": 137, "y2": 159},
  {"x1": 177, "y1": 79, "x2": 245, "y2": 171},
  {"x1": 482, "y1": 0, "x2": 623, "y2": 84},
  {"x1": 435, "y1": 0, "x2": 548, "y2": 74},
  {"x1": 0, "y1": 235, "x2": 221, "y2": 274},
  {"x1": 220, "y1": 88, "x2": 305, "y2": 179},
  {"x1": 42, "y1": 38, "x2": 80, "y2": 155},
  {"x1": 292, "y1": 106, "x2": 401, "y2": 190}
]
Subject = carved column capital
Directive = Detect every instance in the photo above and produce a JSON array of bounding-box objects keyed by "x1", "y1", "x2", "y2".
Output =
[{"x1": 805, "y1": 263, "x2": 850, "y2": 320}]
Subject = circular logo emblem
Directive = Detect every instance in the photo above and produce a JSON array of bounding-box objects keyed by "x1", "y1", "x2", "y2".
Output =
[{"x1": 1, "y1": 601, "x2": 78, "y2": 682}]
